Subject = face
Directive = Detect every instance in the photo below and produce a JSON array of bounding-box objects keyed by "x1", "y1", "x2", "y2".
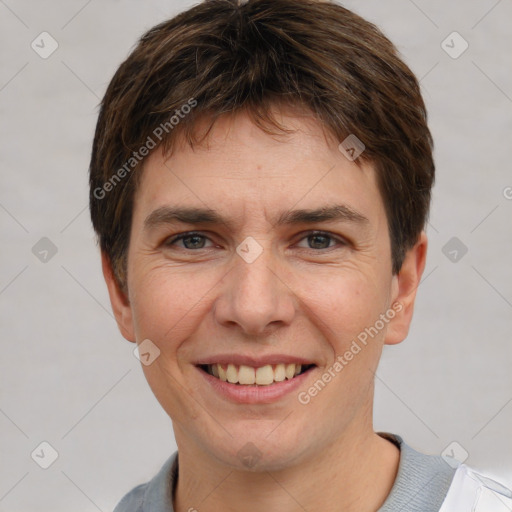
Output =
[{"x1": 104, "y1": 107, "x2": 426, "y2": 472}]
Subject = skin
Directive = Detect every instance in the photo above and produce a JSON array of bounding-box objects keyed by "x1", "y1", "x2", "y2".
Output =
[{"x1": 103, "y1": 106, "x2": 427, "y2": 512}]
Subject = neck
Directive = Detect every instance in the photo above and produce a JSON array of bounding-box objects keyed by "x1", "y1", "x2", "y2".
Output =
[{"x1": 173, "y1": 428, "x2": 399, "y2": 512}]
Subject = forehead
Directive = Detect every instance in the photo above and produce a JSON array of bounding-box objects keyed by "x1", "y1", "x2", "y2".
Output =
[{"x1": 132, "y1": 109, "x2": 385, "y2": 230}]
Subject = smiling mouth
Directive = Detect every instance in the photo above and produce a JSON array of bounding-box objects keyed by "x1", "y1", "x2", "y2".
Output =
[{"x1": 198, "y1": 363, "x2": 316, "y2": 386}]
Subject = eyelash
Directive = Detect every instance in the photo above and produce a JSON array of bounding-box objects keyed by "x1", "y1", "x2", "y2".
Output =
[{"x1": 164, "y1": 230, "x2": 347, "y2": 251}]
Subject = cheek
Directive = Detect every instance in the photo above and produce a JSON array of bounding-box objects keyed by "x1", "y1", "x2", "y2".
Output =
[
  {"x1": 128, "y1": 267, "x2": 216, "y2": 417},
  {"x1": 302, "y1": 268, "x2": 387, "y2": 344},
  {"x1": 129, "y1": 264, "x2": 222, "y2": 348}
]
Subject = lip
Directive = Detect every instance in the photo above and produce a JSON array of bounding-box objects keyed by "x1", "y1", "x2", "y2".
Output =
[
  {"x1": 195, "y1": 364, "x2": 317, "y2": 404},
  {"x1": 194, "y1": 354, "x2": 315, "y2": 367}
]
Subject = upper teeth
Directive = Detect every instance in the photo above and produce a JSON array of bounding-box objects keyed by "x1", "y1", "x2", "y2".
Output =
[{"x1": 209, "y1": 363, "x2": 303, "y2": 385}]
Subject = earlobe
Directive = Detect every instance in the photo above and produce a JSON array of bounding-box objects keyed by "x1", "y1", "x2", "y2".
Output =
[
  {"x1": 384, "y1": 232, "x2": 428, "y2": 346},
  {"x1": 101, "y1": 252, "x2": 136, "y2": 343}
]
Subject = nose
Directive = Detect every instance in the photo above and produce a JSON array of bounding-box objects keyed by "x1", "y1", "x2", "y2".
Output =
[{"x1": 213, "y1": 245, "x2": 296, "y2": 337}]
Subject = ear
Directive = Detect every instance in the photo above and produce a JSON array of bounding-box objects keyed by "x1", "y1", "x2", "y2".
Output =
[
  {"x1": 101, "y1": 251, "x2": 136, "y2": 342},
  {"x1": 384, "y1": 231, "x2": 428, "y2": 346}
]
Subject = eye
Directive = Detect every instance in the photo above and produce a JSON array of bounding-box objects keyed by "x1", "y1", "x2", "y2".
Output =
[
  {"x1": 164, "y1": 230, "x2": 347, "y2": 252},
  {"x1": 165, "y1": 232, "x2": 214, "y2": 250},
  {"x1": 296, "y1": 231, "x2": 346, "y2": 250}
]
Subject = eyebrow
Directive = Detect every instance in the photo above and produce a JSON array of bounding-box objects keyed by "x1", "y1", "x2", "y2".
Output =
[{"x1": 144, "y1": 204, "x2": 369, "y2": 232}]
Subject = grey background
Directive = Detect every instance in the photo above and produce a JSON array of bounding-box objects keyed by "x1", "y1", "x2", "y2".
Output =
[{"x1": 1, "y1": 0, "x2": 511, "y2": 510}]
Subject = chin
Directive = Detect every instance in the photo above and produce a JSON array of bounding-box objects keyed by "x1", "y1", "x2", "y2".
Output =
[{"x1": 207, "y1": 427, "x2": 309, "y2": 473}]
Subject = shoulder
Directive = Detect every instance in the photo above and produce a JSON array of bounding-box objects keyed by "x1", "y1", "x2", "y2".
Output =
[
  {"x1": 378, "y1": 433, "x2": 457, "y2": 512},
  {"x1": 378, "y1": 432, "x2": 512, "y2": 512},
  {"x1": 113, "y1": 451, "x2": 179, "y2": 512},
  {"x1": 440, "y1": 464, "x2": 512, "y2": 512},
  {"x1": 113, "y1": 484, "x2": 146, "y2": 512}
]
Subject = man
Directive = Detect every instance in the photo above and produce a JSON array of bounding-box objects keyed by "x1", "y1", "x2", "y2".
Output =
[{"x1": 89, "y1": 1, "x2": 511, "y2": 510}]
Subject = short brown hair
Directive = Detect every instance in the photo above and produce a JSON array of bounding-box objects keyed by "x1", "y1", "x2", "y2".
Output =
[{"x1": 89, "y1": 0, "x2": 434, "y2": 291}]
